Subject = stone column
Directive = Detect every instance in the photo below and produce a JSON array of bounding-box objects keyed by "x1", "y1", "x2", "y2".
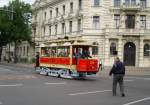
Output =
[
  {"x1": 118, "y1": 38, "x2": 123, "y2": 61},
  {"x1": 104, "y1": 37, "x2": 110, "y2": 66},
  {"x1": 139, "y1": 38, "x2": 144, "y2": 67}
]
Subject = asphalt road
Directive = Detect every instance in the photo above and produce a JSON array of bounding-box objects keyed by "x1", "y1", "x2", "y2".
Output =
[{"x1": 0, "y1": 64, "x2": 150, "y2": 105}]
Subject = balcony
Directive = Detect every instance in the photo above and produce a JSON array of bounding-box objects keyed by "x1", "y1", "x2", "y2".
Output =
[
  {"x1": 121, "y1": 3, "x2": 140, "y2": 11},
  {"x1": 104, "y1": 28, "x2": 150, "y2": 36}
]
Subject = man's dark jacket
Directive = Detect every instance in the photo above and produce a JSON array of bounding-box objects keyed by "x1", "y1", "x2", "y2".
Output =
[{"x1": 109, "y1": 61, "x2": 125, "y2": 76}]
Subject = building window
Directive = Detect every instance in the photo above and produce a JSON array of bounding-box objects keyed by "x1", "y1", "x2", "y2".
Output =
[
  {"x1": 35, "y1": 14, "x2": 37, "y2": 21},
  {"x1": 43, "y1": 27, "x2": 46, "y2": 36},
  {"x1": 140, "y1": 0, "x2": 147, "y2": 8},
  {"x1": 144, "y1": 44, "x2": 150, "y2": 56},
  {"x1": 125, "y1": 0, "x2": 137, "y2": 7},
  {"x1": 55, "y1": 24, "x2": 57, "y2": 35},
  {"x1": 20, "y1": 47, "x2": 22, "y2": 56},
  {"x1": 27, "y1": 46, "x2": 29, "y2": 56},
  {"x1": 125, "y1": 15, "x2": 135, "y2": 29},
  {"x1": 33, "y1": 28, "x2": 36, "y2": 37},
  {"x1": 114, "y1": 0, "x2": 121, "y2": 7},
  {"x1": 56, "y1": 8, "x2": 58, "y2": 17},
  {"x1": 70, "y1": 2, "x2": 73, "y2": 13},
  {"x1": 69, "y1": 21, "x2": 72, "y2": 33},
  {"x1": 114, "y1": 14, "x2": 120, "y2": 29},
  {"x1": 50, "y1": 10, "x2": 52, "y2": 19},
  {"x1": 44, "y1": 12, "x2": 46, "y2": 20},
  {"x1": 94, "y1": 0, "x2": 100, "y2": 6},
  {"x1": 62, "y1": 23, "x2": 65, "y2": 34},
  {"x1": 78, "y1": 19, "x2": 82, "y2": 31},
  {"x1": 63, "y1": 5, "x2": 65, "y2": 15},
  {"x1": 49, "y1": 26, "x2": 51, "y2": 36},
  {"x1": 79, "y1": 0, "x2": 82, "y2": 10},
  {"x1": 140, "y1": 15, "x2": 146, "y2": 29},
  {"x1": 24, "y1": 46, "x2": 26, "y2": 56},
  {"x1": 110, "y1": 43, "x2": 117, "y2": 55},
  {"x1": 93, "y1": 16, "x2": 100, "y2": 29},
  {"x1": 125, "y1": 0, "x2": 130, "y2": 7},
  {"x1": 131, "y1": 0, "x2": 136, "y2": 6},
  {"x1": 22, "y1": 47, "x2": 23, "y2": 56}
]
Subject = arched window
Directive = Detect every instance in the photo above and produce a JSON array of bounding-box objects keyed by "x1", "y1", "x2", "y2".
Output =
[
  {"x1": 144, "y1": 44, "x2": 150, "y2": 56},
  {"x1": 110, "y1": 43, "x2": 117, "y2": 55}
]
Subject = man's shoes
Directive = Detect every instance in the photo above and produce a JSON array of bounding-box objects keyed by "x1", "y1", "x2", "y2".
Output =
[{"x1": 122, "y1": 93, "x2": 125, "y2": 97}]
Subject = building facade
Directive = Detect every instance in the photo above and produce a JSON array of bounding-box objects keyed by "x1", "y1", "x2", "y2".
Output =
[
  {"x1": 1, "y1": 41, "x2": 34, "y2": 63},
  {"x1": 32, "y1": 0, "x2": 150, "y2": 67}
]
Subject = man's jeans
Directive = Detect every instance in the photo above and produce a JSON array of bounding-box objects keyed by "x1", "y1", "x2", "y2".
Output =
[{"x1": 113, "y1": 74, "x2": 124, "y2": 95}]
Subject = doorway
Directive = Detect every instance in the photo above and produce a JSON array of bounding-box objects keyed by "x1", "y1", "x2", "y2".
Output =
[{"x1": 124, "y1": 42, "x2": 136, "y2": 66}]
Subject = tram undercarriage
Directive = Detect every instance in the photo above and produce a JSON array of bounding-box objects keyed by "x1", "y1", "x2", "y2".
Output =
[{"x1": 35, "y1": 67, "x2": 96, "y2": 79}]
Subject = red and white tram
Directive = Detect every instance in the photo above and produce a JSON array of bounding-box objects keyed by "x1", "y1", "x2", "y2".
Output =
[{"x1": 36, "y1": 39, "x2": 100, "y2": 79}]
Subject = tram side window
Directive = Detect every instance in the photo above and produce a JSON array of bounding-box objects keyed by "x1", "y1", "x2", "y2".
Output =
[
  {"x1": 50, "y1": 47, "x2": 56, "y2": 57},
  {"x1": 57, "y1": 47, "x2": 70, "y2": 57},
  {"x1": 41, "y1": 47, "x2": 50, "y2": 57},
  {"x1": 92, "y1": 46, "x2": 98, "y2": 55}
]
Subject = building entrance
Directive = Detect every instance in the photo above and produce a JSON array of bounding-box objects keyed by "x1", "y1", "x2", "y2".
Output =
[{"x1": 124, "y1": 42, "x2": 136, "y2": 66}]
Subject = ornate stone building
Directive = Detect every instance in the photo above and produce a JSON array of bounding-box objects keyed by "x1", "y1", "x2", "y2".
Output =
[{"x1": 32, "y1": 0, "x2": 150, "y2": 67}]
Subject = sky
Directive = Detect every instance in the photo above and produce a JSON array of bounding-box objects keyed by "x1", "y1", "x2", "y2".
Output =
[{"x1": 0, "y1": 0, "x2": 35, "y2": 7}]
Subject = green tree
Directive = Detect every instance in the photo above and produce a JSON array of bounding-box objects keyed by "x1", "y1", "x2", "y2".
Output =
[
  {"x1": 0, "y1": 7, "x2": 12, "y2": 61},
  {"x1": 8, "y1": 0, "x2": 32, "y2": 63}
]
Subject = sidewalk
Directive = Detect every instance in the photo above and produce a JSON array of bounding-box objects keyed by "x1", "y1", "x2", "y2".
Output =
[
  {"x1": 99, "y1": 66, "x2": 150, "y2": 76},
  {"x1": 0, "y1": 62, "x2": 150, "y2": 76},
  {"x1": 0, "y1": 62, "x2": 34, "y2": 69}
]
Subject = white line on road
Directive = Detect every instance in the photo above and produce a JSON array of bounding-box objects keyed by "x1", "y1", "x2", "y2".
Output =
[
  {"x1": 126, "y1": 77, "x2": 150, "y2": 81},
  {"x1": 124, "y1": 80, "x2": 134, "y2": 82},
  {"x1": 0, "y1": 84, "x2": 23, "y2": 87},
  {"x1": 69, "y1": 90, "x2": 111, "y2": 96},
  {"x1": 123, "y1": 97, "x2": 150, "y2": 105},
  {"x1": 45, "y1": 82, "x2": 66, "y2": 85}
]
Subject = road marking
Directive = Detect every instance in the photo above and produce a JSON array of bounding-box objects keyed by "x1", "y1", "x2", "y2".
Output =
[
  {"x1": 68, "y1": 90, "x2": 111, "y2": 96},
  {"x1": 123, "y1": 97, "x2": 150, "y2": 105},
  {"x1": 124, "y1": 80, "x2": 134, "y2": 82},
  {"x1": 0, "y1": 84, "x2": 23, "y2": 87},
  {"x1": 0, "y1": 68, "x2": 11, "y2": 72},
  {"x1": 126, "y1": 77, "x2": 150, "y2": 81},
  {"x1": 45, "y1": 82, "x2": 66, "y2": 85}
]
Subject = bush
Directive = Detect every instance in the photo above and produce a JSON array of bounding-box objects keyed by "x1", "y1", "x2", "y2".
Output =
[
  {"x1": 31, "y1": 57, "x2": 35, "y2": 63},
  {"x1": 20, "y1": 58, "x2": 28, "y2": 63}
]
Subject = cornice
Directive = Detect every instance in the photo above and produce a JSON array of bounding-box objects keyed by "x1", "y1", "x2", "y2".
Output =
[{"x1": 32, "y1": 0, "x2": 66, "y2": 11}]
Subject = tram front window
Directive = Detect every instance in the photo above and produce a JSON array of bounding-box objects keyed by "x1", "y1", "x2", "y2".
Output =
[{"x1": 73, "y1": 47, "x2": 92, "y2": 59}]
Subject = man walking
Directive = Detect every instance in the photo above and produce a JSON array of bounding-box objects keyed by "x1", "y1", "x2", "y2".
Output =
[
  {"x1": 35, "y1": 52, "x2": 40, "y2": 69},
  {"x1": 109, "y1": 57, "x2": 125, "y2": 97}
]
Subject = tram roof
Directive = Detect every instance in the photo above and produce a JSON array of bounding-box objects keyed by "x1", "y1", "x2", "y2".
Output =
[{"x1": 40, "y1": 39, "x2": 98, "y2": 47}]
